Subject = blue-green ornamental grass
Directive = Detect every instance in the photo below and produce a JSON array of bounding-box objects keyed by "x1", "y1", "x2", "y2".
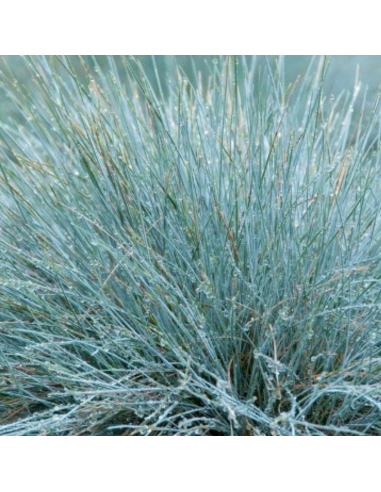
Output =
[{"x1": 0, "y1": 55, "x2": 381, "y2": 435}]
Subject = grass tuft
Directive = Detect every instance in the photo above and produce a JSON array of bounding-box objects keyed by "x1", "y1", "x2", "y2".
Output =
[{"x1": 1, "y1": 55, "x2": 381, "y2": 435}]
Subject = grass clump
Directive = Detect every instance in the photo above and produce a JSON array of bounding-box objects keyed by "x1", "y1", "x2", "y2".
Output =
[{"x1": 1, "y1": 55, "x2": 381, "y2": 435}]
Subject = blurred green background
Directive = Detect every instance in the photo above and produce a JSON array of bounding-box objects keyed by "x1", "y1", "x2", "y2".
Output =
[{"x1": 1, "y1": 56, "x2": 381, "y2": 121}]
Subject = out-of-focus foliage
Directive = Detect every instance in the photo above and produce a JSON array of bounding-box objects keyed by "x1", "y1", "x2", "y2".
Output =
[{"x1": 1, "y1": 56, "x2": 381, "y2": 121}]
